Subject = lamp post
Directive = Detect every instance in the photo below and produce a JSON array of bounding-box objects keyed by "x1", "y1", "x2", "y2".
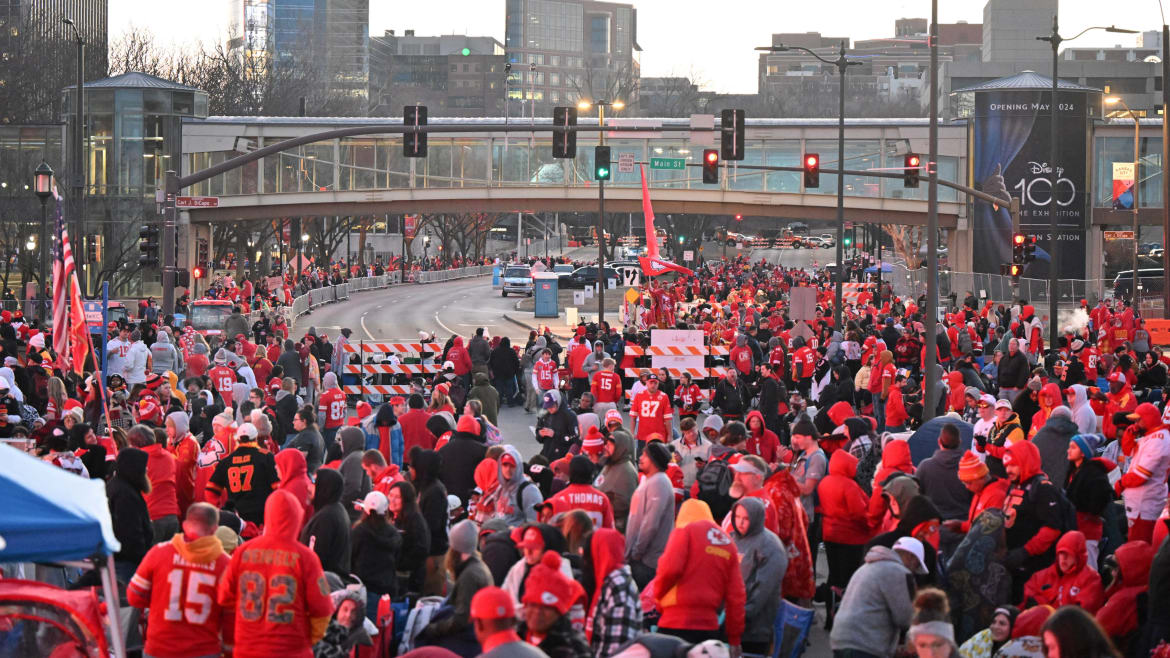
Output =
[
  {"x1": 756, "y1": 41, "x2": 861, "y2": 329},
  {"x1": 62, "y1": 17, "x2": 86, "y2": 296},
  {"x1": 33, "y1": 162, "x2": 53, "y2": 322},
  {"x1": 578, "y1": 98, "x2": 624, "y2": 327},
  {"x1": 1038, "y1": 19, "x2": 1135, "y2": 347},
  {"x1": 1105, "y1": 96, "x2": 1142, "y2": 305}
]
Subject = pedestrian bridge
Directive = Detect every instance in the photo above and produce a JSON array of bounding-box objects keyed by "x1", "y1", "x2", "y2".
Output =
[{"x1": 180, "y1": 116, "x2": 968, "y2": 228}]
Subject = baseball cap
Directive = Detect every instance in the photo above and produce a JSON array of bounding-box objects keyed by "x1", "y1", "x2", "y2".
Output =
[
  {"x1": 892, "y1": 536, "x2": 929, "y2": 575},
  {"x1": 730, "y1": 455, "x2": 766, "y2": 478},
  {"x1": 645, "y1": 372, "x2": 659, "y2": 381},
  {"x1": 994, "y1": 399, "x2": 1012, "y2": 410},
  {"x1": 235, "y1": 423, "x2": 258, "y2": 441},
  {"x1": 442, "y1": 360, "x2": 455, "y2": 371},
  {"x1": 500, "y1": 453, "x2": 518, "y2": 467},
  {"x1": 470, "y1": 587, "x2": 516, "y2": 621},
  {"x1": 355, "y1": 491, "x2": 388, "y2": 515},
  {"x1": 389, "y1": 396, "x2": 406, "y2": 405},
  {"x1": 604, "y1": 409, "x2": 622, "y2": 426},
  {"x1": 1108, "y1": 372, "x2": 1126, "y2": 384},
  {"x1": 542, "y1": 391, "x2": 560, "y2": 410},
  {"x1": 516, "y1": 526, "x2": 545, "y2": 551},
  {"x1": 978, "y1": 394, "x2": 996, "y2": 408},
  {"x1": 1128, "y1": 402, "x2": 1162, "y2": 426}
]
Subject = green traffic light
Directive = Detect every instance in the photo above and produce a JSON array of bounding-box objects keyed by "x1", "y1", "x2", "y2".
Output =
[
  {"x1": 679, "y1": 236, "x2": 685, "y2": 244},
  {"x1": 596, "y1": 167, "x2": 610, "y2": 180},
  {"x1": 843, "y1": 237, "x2": 852, "y2": 246},
  {"x1": 461, "y1": 47, "x2": 471, "y2": 56}
]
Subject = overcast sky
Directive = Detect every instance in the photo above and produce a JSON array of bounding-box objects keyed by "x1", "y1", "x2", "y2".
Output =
[{"x1": 109, "y1": 0, "x2": 1169, "y2": 94}]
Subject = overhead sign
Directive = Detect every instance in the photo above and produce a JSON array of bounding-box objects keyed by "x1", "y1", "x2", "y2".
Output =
[
  {"x1": 618, "y1": 152, "x2": 635, "y2": 173},
  {"x1": 1104, "y1": 230, "x2": 1136, "y2": 240},
  {"x1": 176, "y1": 196, "x2": 219, "y2": 208},
  {"x1": 616, "y1": 266, "x2": 641, "y2": 287},
  {"x1": 650, "y1": 157, "x2": 686, "y2": 171}
]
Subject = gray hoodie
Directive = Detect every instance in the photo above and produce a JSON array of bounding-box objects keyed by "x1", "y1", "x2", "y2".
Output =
[
  {"x1": 730, "y1": 498, "x2": 788, "y2": 645},
  {"x1": 829, "y1": 545, "x2": 916, "y2": 656},
  {"x1": 1032, "y1": 406, "x2": 1077, "y2": 486},
  {"x1": 493, "y1": 445, "x2": 543, "y2": 527},
  {"x1": 338, "y1": 426, "x2": 371, "y2": 522},
  {"x1": 623, "y1": 469, "x2": 674, "y2": 568},
  {"x1": 150, "y1": 332, "x2": 182, "y2": 375},
  {"x1": 825, "y1": 330, "x2": 844, "y2": 364},
  {"x1": 1067, "y1": 384, "x2": 1098, "y2": 435},
  {"x1": 595, "y1": 428, "x2": 638, "y2": 532}
]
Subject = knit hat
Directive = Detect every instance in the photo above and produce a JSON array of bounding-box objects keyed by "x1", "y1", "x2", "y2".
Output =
[
  {"x1": 581, "y1": 426, "x2": 605, "y2": 454},
  {"x1": 521, "y1": 551, "x2": 585, "y2": 615},
  {"x1": 957, "y1": 451, "x2": 989, "y2": 482},
  {"x1": 604, "y1": 409, "x2": 622, "y2": 426},
  {"x1": 456, "y1": 414, "x2": 480, "y2": 435},
  {"x1": 448, "y1": 519, "x2": 479, "y2": 555},
  {"x1": 214, "y1": 525, "x2": 239, "y2": 553},
  {"x1": 1070, "y1": 433, "x2": 1102, "y2": 458},
  {"x1": 644, "y1": 441, "x2": 671, "y2": 472},
  {"x1": 471, "y1": 587, "x2": 516, "y2": 621}
]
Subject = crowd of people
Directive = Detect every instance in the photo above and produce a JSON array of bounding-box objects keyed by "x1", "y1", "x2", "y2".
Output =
[{"x1": 8, "y1": 252, "x2": 1170, "y2": 658}]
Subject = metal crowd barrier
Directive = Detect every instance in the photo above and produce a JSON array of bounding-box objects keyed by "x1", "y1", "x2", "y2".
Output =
[{"x1": 284, "y1": 268, "x2": 487, "y2": 328}]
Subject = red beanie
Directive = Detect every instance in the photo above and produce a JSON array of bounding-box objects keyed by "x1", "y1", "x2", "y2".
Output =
[
  {"x1": 521, "y1": 551, "x2": 585, "y2": 615},
  {"x1": 456, "y1": 414, "x2": 480, "y2": 435},
  {"x1": 581, "y1": 426, "x2": 605, "y2": 454}
]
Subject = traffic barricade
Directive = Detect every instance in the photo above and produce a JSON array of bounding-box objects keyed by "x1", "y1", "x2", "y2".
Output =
[
  {"x1": 342, "y1": 341, "x2": 443, "y2": 403},
  {"x1": 620, "y1": 343, "x2": 734, "y2": 403}
]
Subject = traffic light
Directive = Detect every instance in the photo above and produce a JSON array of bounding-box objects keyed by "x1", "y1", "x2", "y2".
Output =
[
  {"x1": 192, "y1": 265, "x2": 205, "y2": 279},
  {"x1": 678, "y1": 235, "x2": 685, "y2": 244},
  {"x1": 904, "y1": 153, "x2": 921, "y2": 187},
  {"x1": 1024, "y1": 235, "x2": 1038, "y2": 263},
  {"x1": 1012, "y1": 233, "x2": 1026, "y2": 264},
  {"x1": 403, "y1": 105, "x2": 427, "y2": 158},
  {"x1": 1010, "y1": 263, "x2": 1022, "y2": 280},
  {"x1": 594, "y1": 146, "x2": 611, "y2": 180},
  {"x1": 734, "y1": 214, "x2": 743, "y2": 221},
  {"x1": 721, "y1": 108, "x2": 745, "y2": 161},
  {"x1": 702, "y1": 149, "x2": 719, "y2": 184},
  {"x1": 552, "y1": 106, "x2": 577, "y2": 159},
  {"x1": 138, "y1": 224, "x2": 159, "y2": 268},
  {"x1": 176, "y1": 269, "x2": 190, "y2": 288},
  {"x1": 803, "y1": 153, "x2": 820, "y2": 188},
  {"x1": 843, "y1": 234, "x2": 852, "y2": 247}
]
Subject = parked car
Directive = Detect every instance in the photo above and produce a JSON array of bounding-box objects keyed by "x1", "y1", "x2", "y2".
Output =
[
  {"x1": 552, "y1": 263, "x2": 574, "y2": 281},
  {"x1": 1113, "y1": 268, "x2": 1166, "y2": 299},
  {"x1": 819, "y1": 234, "x2": 836, "y2": 248},
  {"x1": 501, "y1": 264, "x2": 534, "y2": 297},
  {"x1": 566, "y1": 265, "x2": 621, "y2": 289}
]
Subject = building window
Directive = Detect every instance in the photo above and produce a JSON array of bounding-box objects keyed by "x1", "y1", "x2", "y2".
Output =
[{"x1": 589, "y1": 14, "x2": 609, "y2": 53}]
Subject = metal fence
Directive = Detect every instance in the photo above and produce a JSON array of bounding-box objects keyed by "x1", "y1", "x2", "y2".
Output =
[
  {"x1": 413, "y1": 265, "x2": 495, "y2": 283},
  {"x1": 882, "y1": 265, "x2": 1112, "y2": 307}
]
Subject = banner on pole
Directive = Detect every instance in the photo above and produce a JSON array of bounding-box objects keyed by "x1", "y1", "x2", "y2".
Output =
[{"x1": 1113, "y1": 162, "x2": 1135, "y2": 209}]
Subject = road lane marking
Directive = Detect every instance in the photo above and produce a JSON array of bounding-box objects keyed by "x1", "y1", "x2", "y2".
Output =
[
  {"x1": 434, "y1": 313, "x2": 460, "y2": 336},
  {"x1": 360, "y1": 312, "x2": 376, "y2": 340}
]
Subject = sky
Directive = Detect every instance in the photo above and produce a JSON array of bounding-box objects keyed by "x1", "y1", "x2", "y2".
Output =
[{"x1": 109, "y1": 0, "x2": 1170, "y2": 94}]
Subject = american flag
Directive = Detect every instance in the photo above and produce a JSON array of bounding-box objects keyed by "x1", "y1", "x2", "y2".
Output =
[{"x1": 49, "y1": 183, "x2": 89, "y2": 375}]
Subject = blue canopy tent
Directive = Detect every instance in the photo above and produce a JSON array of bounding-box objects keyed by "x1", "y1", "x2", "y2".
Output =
[
  {"x1": 906, "y1": 416, "x2": 975, "y2": 466},
  {"x1": 864, "y1": 262, "x2": 894, "y2": 274},
  {"x1": 0, "y1": 444, "x2": 127, "y2": 657}
]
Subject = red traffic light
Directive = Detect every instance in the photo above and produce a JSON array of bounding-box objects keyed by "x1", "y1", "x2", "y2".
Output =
[
  {"x1": 1009, "y1": 264, "x2": 1022, "y2": 276},
  {"x1": 192, "y1": 266, "x2": 204, "y2": 279},
  {"x1": 705, "y1": 150, "x2": 719, "y2": 164},
  {"x1": 805, "y1": 154, "x2": 819, "y2": 168},
  {"x1": 907, "y1": 155, "x2": 921, "y2": 167},
  {"x1": 1013, "y1": 233, "x2": 1026, "y2": 246},
  {"x1": 734, "y1": 214, "x2": 743, "y2": 221}
]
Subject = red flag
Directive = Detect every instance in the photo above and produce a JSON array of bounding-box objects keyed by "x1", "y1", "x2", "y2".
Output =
[
  {"x1": 640, "y1": 165, "x2": 660, "y2": 259},
  {"x1": 638, "y1": 256, "x2": 694, "y2": 278},
  {"x1": 67, "y1": 272, "x2": 89, "y2": 375}
]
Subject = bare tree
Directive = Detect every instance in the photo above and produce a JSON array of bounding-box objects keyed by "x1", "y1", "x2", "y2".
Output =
[{"x1": 635, "y1": 69, "x2": 706, "y2": 118}]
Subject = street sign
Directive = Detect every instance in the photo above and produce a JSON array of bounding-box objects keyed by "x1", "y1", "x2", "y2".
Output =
[
  {"x1": 1105, "y1": 230, "x2": 1136, "y2": 240},
  {"x1": 618, "y1": 152, "x2": 635, "y2": 173},
  {"x1": 624, "y1": 288, "x2": 641, "y2": 304},
  {"x1": 683, "y1": 250, "x2": 694, "y2": 262},
  {"x1": 650, "y1": 157, "x2": 686, "y2": 170},
  {"x1": 176, "y1": 196, "x2": 219, "y2": 208}
]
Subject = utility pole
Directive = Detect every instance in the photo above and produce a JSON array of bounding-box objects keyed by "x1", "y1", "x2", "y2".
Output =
[{"x1": 924, "y1": 0, "x2": 940, "y2": 414}]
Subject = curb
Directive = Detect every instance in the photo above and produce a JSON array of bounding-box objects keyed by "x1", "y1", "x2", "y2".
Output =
[{"x1": 502, "y1": 313, "x2": 573, "y2": 341}]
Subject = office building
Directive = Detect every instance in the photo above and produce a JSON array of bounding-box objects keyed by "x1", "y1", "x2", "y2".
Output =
[
  {"x1": 369, "y1": 31, "x2": 506, "y2": 117},
  {"x1": 504, "y1": 0, "x2": 640, "y2": 115}
]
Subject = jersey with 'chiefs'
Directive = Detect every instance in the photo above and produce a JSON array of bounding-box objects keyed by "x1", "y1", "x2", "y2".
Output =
[
  {"x1": 209, "y1": 445, "x2": 278, "y2": 524},
  {"x1": 317, "y1": 388, "x2": 347, "y2": 429},
  {"x1": 630, "y1": 390, "x2": 672, "y2": 441},
  {"x1": 127, "y1": 540, "x2": 231, "y2": 658},
  {"x1": 793, "y1": 346, "x2": 816, "y2": 378},
  {"x1": 591, "y1": 370, "x2": 623, "y2": 403},
  {"x1": 550, "y1": 483, "x2": 615, "y2": 528},
  {"x1": 675, "y1": 383, "x2": 703, "y2": 413},
  {"x1": 209, "y1": 365, "x2": 238, "y2": 405}
]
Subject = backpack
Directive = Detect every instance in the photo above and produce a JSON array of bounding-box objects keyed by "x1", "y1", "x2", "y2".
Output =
[{"x1": 696, "y1": 454, "x2": 735, "y2": 521}]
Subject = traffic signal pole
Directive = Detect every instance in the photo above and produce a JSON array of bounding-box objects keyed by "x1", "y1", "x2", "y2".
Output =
[
  {"x1": 162, "y1": 170, "x2": 178, "y2": 318},
  {"x1": 597, "y1": 103, "x2": 606, "y2": 328},
  {"x1": 925, "y1": 2, "x2": 941, "y2": 415}
]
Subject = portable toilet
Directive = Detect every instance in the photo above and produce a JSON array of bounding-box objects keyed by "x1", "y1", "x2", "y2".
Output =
[{"x1": 533, "y1": 272, "x2": 560, "y2": 318}]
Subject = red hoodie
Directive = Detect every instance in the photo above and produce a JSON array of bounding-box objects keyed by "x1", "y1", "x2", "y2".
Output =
[
  {"x1": 1022, "y1": 531, "x2": 1103, "y2": 612},
  {"x1": 745, "y1": 410, "x2": 780, "y2": 464},
  {"x1": 885, "y1": 384, "x2": 909, "y2": 428},
  {"x1": 143, "y1": 444, "x2": 181, "y2": 520},
  {"x1": 217, "y1": 490, "x2": 334, "y2": 658},
  {"x1": 275, "y1": 448, "x2": 313, "y2": 526},
  {"x1": 1096, "y1": 540, "x2": 1154, "y2": 640},
  {"x1": 867, "y1": 440, "x2": 915, "y2": 528},
  {"x1": 817, "y1": 451, "x2": 872, "y2": 545},
  {"x1": 585, "y1": 528, "x2": 626, "y2": 642},
  {"x1": 446, "y1": 337, "x2": 472, "y2": 376},
  {"x1": 398, "y1": 408, "x2": 435, "y2": 455},
  {"x1": 654, "y1": 501, "x2": 746, "y2": 645}
]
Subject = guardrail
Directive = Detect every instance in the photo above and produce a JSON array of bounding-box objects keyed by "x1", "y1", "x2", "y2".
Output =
[{"x1": 413, "y1": 265, "x2": 495, "y2": 283}]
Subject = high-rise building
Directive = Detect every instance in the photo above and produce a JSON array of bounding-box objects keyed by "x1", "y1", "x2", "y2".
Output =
[
  {"x1": 981, "y1": 0, "x2": 1055, "y2": 63},
  {"x1": 0, "y1": 0, "x2": 108, "y2": 123},
  {"x1": 320, "y1": 0, "x2": 368, "y2": 106},
  {"x1": 504, "y1": 0, "x2": 640, "y2": 115},
  {"x1": 369, "y1": 31, "x2": 506, "y2": 117}
]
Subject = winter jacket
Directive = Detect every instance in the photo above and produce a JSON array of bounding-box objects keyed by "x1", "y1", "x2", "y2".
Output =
[
  {"x1": 1002, "y1": 441, "x2": 1064, "y2": 568},
  {"x1": 482, "y1": 530, "x2": 520, "y2": 586},
  {"x1": 744, "y1": 410, "x2": 781, "y2": 464},
  {"x1": 595, "y1": 429, "x2": 637, "y2": 531},
  {"x1": 1031, "y1": 410, "x2": 1077, "y2": 486},
  {"x1": 865, "y1": 495, "x2": 942, "y2": 580},
  {"x1": 1064, "y1": 457, "x2": 1114, "y2": 541},
  {"x1": 150, "y1": 333, "x2": 182, "y2": 375},
  {"x1": 468, "y1": 372, "x2": 500, "y2": 425},
  {"x1": 350, "y1": 517, "x2": 402, "y2": 596},
  {"x1": 300, "y1": 469, "x2": 352, "y2": 576},
  {"x1": 107, "y1": 448, "x2": 155, "y2": 566},
  {"x1": 624, "y1": 471, "x2": 675, "y2": 568},
  {"x1": 468, "y1": 334, "x2": 491, "y2": 368},
  {"x1": 217, "y1": 490, "x2": 334, "y2": 658},
  {"x1": 492, "y1": 445, "x2": 544, "y2": 527},
  {"x1": 276, "y1": 448, "x2": 313, "y2": 522},
  {"x1": 286, "y1": 427, "x2": 325, "y2": 476},
  {"x1": 730, "y1": 498, "x2": 788, "y2": 646},
  {"x1": 1022, "y1": 530, "x2": 1103, "y2": 612},
  {"x1": 424, "y1": 554, "x2": 493, "y2": 637},
  {"x1": 818, "y1": 450, "x2": 872, "y2": 545},
  {"x1": 1097, "y1": 540, "x2": 1155, "y2": 644},
  {"x1": 828, "y1": 546, "x2": 916, "y2": 656},
  {"x1": 1068, "y1": 384, "x2": 1098, "y2": 434},
  {"x1": 488, "y1": 338, "x2": 521, "y2": 381},
  {"x1": 143, "y1": 443, "x2": 181, "y2": 521},
  {"x1": 536, "y1": 402, "x2": 579, "y2": 461},
  {"x1": 446, "y1": 336, "x2": 473, "y2": 376},
  {"x1": 276, "y1": 346, "x2": 303, "y2": 384},
  {"x1": 711, "y1": 375, "x2": 752, "y2": 417},
  {"x1": 654, "y1": 500, "x2": 747, "y2": 646},
  {"x1": 399, "y1": 408, "x2": 435, "y2": 456},
  {"x1": 915, "y1": 446, "x2": 973, "y2": 521},
  {"x1": 411, "y1": 449, "x2": 450, "y2": 556},
  {"x1": 867, "y1": 440, "x2": 915, "y2": 528},
  {"x1": 587, "y1": 529, "x2": 641, "y2": 657},
  {"x1": 438, "y1": 427, "x2": 487, "y2": 506}
]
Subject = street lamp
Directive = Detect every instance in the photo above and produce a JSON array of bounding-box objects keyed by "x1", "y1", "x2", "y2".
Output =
[
  {"x1": 1038, "y1": 19, "x2": 1135, "y2": 346},
  {"x1": 578, "y1": 98, "x2": 623, "y2": 327},
  {"x1": 62, "y1": 17, "x2": 86, "y2": 296},
  {"x1": 1105, "y1": 96, "x2": 1142, "y2": 305},
  {"x1": 757, "y1": 41, "x2": 861, "y2": 328},
  {"x1": 33, "y1": 161, "x2": 53, "y2": 322}
]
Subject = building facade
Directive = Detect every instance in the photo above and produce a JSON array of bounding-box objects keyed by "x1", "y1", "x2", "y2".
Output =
[
  {"x1": 369, "y1": 32, "x2": 506, "y2": 117},
  {"x1": 504, "y1": 0, "x2": 640, "y2": 115}
]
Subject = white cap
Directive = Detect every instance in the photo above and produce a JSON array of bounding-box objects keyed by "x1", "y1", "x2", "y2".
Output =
[
  {"x1": 447, "y1": 494, "x2": 463, "y2": 512},
  {"x1": 892, "y1": 536, "x2": 929, "y2": 575},
  {"x1": 979, "y1": 393, "x2": 997, "y2": 407},
  {"x1": 443, "y1": 360, "x2": 455, "y2": 370},
  {"x1": 235, "y1": 422, "x2": 258, "y2": 441},
  {"x1": 994, "y1": 398, "x2": 1013, "y2": 410},
  {"x1": 355, "y1": 491, "x2": 388, "y2": 515}
]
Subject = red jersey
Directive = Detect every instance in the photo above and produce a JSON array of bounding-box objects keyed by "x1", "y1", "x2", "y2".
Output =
[
  {"x1": 729, "y1": 345, "x2": 753, "y2": 375},
  {"x1": 209, "y1": 365, "x2": 238, "y2": 406},
  {"x1": 549, "y1": 483, "x2": 614, "y2": 528},
  {"x1": 1080, "y1": 346, "x2": 1100, "y2": 375},
  {"x1": 590, "y1": 370, "x2": 623, "y2": 404},
  {"x1": 128, "y1": 536, "x2": 231, "y2": 658},
  {"x1": 630, "y1": 389, "x2": 672, "y2": 441},
  {"x1": 869, "y1": 362, "x2": 895, "y2": 395},
  {"x1": 533, "y1": 358, "x2": 558, "y2": 391},
  {"x1": 317, "y1": 388, "x2": 347, "y2": 429},
  {"x1": 217, "y1": 491, "x2": 334, "y2": 658},
  {"x1": 568, "y1": 342, "x2": 590, "y2": 379},
  {"x1": 675, "y1": 383, "x2": 703, "y2": 414},
  {"x1": 792, "y1": 346, "x2": 815, "y2": 378},
  {"x1": 768, "y1": 346, "x2": 785, "y2": 367}
]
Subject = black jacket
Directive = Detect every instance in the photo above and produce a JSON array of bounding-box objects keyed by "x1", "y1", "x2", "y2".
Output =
[
  {"x1": 438, "y1": 430, "x2": 487, "y2": 506},
  {"x1": 394, "y1": 507, "x2": 431, "y2": 574},
  {"x1": 915, "y1": 447, "x2": 972, "y2": 521},
  {"x1": 350, "y1": 517, "x2": 402, "y2": 596},
  {"x1": 300, "y1": 469, "x2": 352, "y2": 576},
  {"x1": 107, "y1": 448, "x2": 155, "y2": 567},
  {"x1": 411, "y1": 450, "x2": 449, "y2": 556},
  {"x1": 488, "y1": 338, "x2": 521, "y2": 380},
  {"x1": 998, "y1": 350, "x2": 1030, "y2": 390},
  {"x1": 1064, "y1": 458, "x2": 1114, "y2": 518},
  {"x1": 536, "y1": 405, "x2": 579, "y2": 461},
  {"x1": 519, "y1": 614, "x2": 591, "y2": 658},
  {"x1": 712, "y1": 377, "x2": 752, "y2": 417},
  {"x1": 273, "y1": 391, "x2": 299, "y2": 444},
  {"x1": 481, "y1": 531, "x2": 520, "y2": 586}
]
